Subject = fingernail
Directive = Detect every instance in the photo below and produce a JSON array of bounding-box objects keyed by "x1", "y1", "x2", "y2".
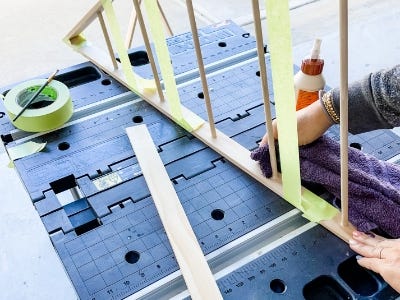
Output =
[
  {"x1": 356, "y1": 255, "x2": 363, "y2": 260},
  {"x1": 353, "y1": 231, "x2": 360, "y2": 237},
  {"x1": 366, "y1": 232, "x2": 375, "y2": 238},
  {"x1": 349, "y1": 239, "x2": 358, "y2": 245}
]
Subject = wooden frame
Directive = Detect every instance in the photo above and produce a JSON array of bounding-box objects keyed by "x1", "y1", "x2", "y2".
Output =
[{"x1": 64, "y1": 0, "x2": 354, "y2": 242}]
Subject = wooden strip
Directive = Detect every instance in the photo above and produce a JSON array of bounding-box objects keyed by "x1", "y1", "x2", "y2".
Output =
[
  {"x1": 339, "y1": 0, "x2": 349, "y2": 227},
  {"x1": 171, "y1": 0, "x2": 216, "y2": 25},
  {"x1": 97, "y1": 11, "x2": 119, "y2": 70},
  {"x1": 157, "y1": 0, "x2": 173, "y2": 36},
  {"x1": 65, "y1": 1, "x2": 103, "y2": 41},
  {"x1": 126, "y1": 125, "x2": 222, "y2": 300},
  {"x1": 185, "y1": 0, "x2": 217, "y2": 138},
  {"x1": 125, "y1": 3, "x2": 140, "y2": 49},
  {"x1": 251, "y1": 0, "x2": 278, "y2": 178},
  {"x1": 133, "y1": 0, "x2": 165, "y2": 101}
]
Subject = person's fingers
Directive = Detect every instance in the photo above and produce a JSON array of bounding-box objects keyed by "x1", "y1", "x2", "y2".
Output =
[
  {"x1": 259, "y1": 120, "x2": 278, "y2": 146},
  {"x1": 271, "y1": 120, "x2": 278, "y2": 141},
  {"x1": 352, "y1": 231, "x2": 400, "y2": 248},
  {"x1": 350, "y1": 237, "x2": 400, "y2": 260},
  {"x1": 259, "y1": 134, "x2": 268, "y2": 146},
  {"x1": 349, "y1": 239, "x2": 385, "y2": 259},
  {"x1": 357, "y1": 255, "x2": 400, "y2": 294},
  {"x1": 352, "y1": 232, "x2": 386, "y2": 248},
  {"x1": 356, "y1": 257, "x2": 383, "y2": 274}
]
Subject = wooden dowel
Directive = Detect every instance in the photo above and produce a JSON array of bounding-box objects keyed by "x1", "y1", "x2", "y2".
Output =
[
  {"x1": 339, "y1": 0, "x2": 349, "y2": 227},
  {"x1": 65, "y1": 2, "x2": 103, "y2": 41},
  {"x1": 185, "y1": 0, "x2": 217, "y2": 138},
  {"x1": 157, "y1": 0, "x2": 173, "y2": 36},
  {"x1": 133, "y1": 0, "x2": 165, "y2": 102},
  {"x1": 97, "y1": 11, "x2": 119, "y2": 70},
  {"x1": 125, "y1": 3, "x2": 140, "y2": 49},
  {"x1": 171, "y1": 0, "x2": 215, "y2": 25},
  {"x1": 251, "y1": 0, "x2": 278, "y2": 178},
  {"x1": 127, "y1": 0, "x2": 171, "y2": 49}
]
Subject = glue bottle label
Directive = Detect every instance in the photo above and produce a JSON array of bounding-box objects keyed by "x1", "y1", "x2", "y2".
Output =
[{"x1": 296, "y1": 90, "x2": 319, "y2": 110}]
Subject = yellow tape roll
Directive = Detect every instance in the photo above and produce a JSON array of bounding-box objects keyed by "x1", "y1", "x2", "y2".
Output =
[{"x1": 4, "y1": 79, "x2": 73, "y2": 132}]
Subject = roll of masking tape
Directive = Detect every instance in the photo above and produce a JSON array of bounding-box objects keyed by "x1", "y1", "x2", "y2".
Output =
[{"x1": 4, "y1": 79, "x2": 73, "y2": 132}]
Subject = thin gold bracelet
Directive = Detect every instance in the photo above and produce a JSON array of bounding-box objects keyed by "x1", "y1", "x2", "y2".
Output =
[{"x1": 321, "y1": 91, "x2": 340, "y2": 123}]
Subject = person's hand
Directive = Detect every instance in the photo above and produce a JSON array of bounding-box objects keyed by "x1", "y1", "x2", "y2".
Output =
[
  {"x1": 260, "y1": 99, "x2": 334, "y2": 146},
  {"x1": 349, "y1": 230, "x2": 400, "y2": 293}
]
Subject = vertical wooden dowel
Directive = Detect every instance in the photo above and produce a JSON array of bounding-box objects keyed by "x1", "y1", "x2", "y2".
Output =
[
  {"x1": 157, "y1": 0, "x2": 173, "y2": 36},
  {"x1": 125, "y1": 1, "x2": 141, "y2": 49},
  {"x1": 251, "y1": 0, "x2": 278, "y2": 178},
  {"x1": 97, "y1": 11, "x2": 119, "y2": 70},
  {"x1": 186, "y1": 0, "x2": 217, "y2": 138},
  {"x1": 339, "y1": 0, "x2": 349, "y2": 227},
  {"x1": 65, "y1": 2, "x2": 103, "y2": 42},
  {"x1": 133, "y1": 0, "x2": 165, "y2": 102}
]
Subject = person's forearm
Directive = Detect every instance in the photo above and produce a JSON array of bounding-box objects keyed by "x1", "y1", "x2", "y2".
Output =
[{"x1": 322, "y1": 64, "x2": 400, "y2": 134}]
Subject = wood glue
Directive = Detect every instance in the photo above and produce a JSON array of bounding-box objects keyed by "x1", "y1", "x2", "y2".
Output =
[{"x1": 294, "y1": 39, "x2": 325, "y2": 110}]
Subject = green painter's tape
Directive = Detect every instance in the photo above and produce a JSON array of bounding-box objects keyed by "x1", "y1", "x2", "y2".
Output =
[
  {"x1": 7, "y1": 141, "x2": 47, "y2": 168},
  {"x1": 301, "y1": 189, "x2": 338, "y2": 222},
  {"x1": 101, "y1": 0, "x2": 137, "y2": 90},
  {"x1": 69, "y1": 34, "x2": 87, "y2": 47},
  {"x1": 265, "y1": 0, "x2": 338, "y2": 222},
  {"x1": 143, "y1": 0, "x2": 203, "y2": 131},
  {"x1": 265, "y1": 0, "x2": 301, "y2": 206},
  {"x1": 4, "y1": 79, "x2": 73, "y2": 132}
]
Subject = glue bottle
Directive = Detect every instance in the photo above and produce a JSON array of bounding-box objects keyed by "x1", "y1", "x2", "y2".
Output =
[{"x1": 294, "y1": 39, "x2": 325, "y2": 110}]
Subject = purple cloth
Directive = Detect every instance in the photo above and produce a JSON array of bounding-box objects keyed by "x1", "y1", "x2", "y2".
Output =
[{"x1": 251, "y1": 135, "x2": 400, "y2": 238}]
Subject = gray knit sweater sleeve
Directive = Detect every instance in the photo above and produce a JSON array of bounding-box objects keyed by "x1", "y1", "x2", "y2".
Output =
[{"x1": 330, "y1": 64, "x2": 400, "y2": 134}]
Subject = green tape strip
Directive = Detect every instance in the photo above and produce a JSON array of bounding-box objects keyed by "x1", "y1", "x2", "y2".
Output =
[
  {"x1": 265, "y1": 0, "x2": 337, "y2": 222},
  {"x1": 101, "y1": 0, "x2": 137, "y2": 90},
  {"x1": 143, "y1": 0, "x2": 203, "y2": 131},
  {"x1": 301, "y1": 189, "x2": 337, "y2": 222},
  {"x1": 265, "y1": 0, "x2": 301, "y2": 206},
  {"x1": 68, "y1": 34, "x2": 87, "y2": 47},
  {"x1": 7, "y1": 141, "x2": 47, "y2": 168}
]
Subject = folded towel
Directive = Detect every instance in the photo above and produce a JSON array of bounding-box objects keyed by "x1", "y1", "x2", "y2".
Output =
[{"x1": 251, "y1": 135, "x2": 400, "y2": 238}]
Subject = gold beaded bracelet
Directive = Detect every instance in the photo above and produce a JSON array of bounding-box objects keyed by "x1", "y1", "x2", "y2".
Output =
[{"x1": 321, "y1": 90, "x2": 340, "y2": 123}]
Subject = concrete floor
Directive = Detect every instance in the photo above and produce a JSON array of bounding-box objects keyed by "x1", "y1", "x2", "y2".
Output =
[
  {"x1": 1, "y1": 0, "x2": 399, "y2": 299},
  {"x1": 2, "y1": 0, "x2": 399, "y2": 88}
]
